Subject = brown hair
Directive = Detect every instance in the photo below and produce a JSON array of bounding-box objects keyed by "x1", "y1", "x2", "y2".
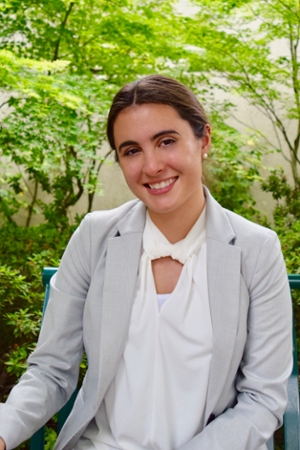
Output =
[{"x1": 106, "y1": 75, "x2": 209, "y2": 161}]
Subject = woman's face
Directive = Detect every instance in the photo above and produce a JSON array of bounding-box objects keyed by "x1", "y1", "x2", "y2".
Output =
[{"x1": 113, "y1": 103, "x2": 211, "y2": 219}]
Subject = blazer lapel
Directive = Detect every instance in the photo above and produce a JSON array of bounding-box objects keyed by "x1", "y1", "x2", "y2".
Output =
[
  {"x1": 204, "y1": 189, "x2": 242, "y2": 419},
  {"x1": 96, "y1": 202, "x2": 146, "y2": 401},
  {"x1": 205, "y1": 239, "x2": 241, "y2": 419}
]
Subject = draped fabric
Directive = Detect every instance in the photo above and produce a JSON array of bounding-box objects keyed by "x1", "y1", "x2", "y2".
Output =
[{"x1": 143, "y1": 209, "x2": 206, "y2": 264}]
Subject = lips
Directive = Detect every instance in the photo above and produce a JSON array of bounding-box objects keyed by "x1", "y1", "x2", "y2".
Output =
[{"x1": 146, "y1": 177, "x2": 178, "y2": 190}]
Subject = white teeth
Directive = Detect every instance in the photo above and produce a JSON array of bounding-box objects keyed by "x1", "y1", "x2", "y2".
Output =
[{"x1": 149, "y1": 178, "x2": 176, "y2": 190}]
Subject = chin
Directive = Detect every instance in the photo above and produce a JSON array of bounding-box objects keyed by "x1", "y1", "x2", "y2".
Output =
[{"x1": 146, "y1": 203, "x2": 178, "y2": 215}]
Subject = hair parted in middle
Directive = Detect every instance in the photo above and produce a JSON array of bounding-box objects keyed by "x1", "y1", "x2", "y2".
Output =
[{"x1": 106, "y1": 74, "x2": 210, "y2": 161}]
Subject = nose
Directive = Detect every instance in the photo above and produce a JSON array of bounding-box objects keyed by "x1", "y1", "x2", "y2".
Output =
[{"x1": 143, "y1": 150, "x2": 164, "y2": 176}]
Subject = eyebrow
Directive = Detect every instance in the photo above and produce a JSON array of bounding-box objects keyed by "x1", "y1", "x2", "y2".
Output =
[
  {"x1": 118, "y1": 129, "x2": 180, "y2": 153},
  {"x1": 151, "y1": 129, "x2": 180, "y2": 140}
]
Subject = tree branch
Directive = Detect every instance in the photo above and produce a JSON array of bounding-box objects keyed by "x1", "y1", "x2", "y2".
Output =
[
  {"x1": 230, "y1": 112, "x2": 290, "y2": 161},
  {"x1": 289, "y1": 28, "x2": 300, "y2": 115},
  {"x1": 87, "y1": 149, "x2": 114, "y2": 212},
  {"x1": 0, "y1": 100, "x2": 9, "y2": 110},
  {"x1": 229, "y1": 69, "x2": 295, "y2": 153},
  {"x1": 16, "y1": 164, "x2": 33, "y2": 198},
  {"x1": 267, "y1": 0, "x2": 300, "y2": 22},
  {"x1": 52, "y1": 2, "x2": 75, "y2": 62},
  {"x1": 26, "y1": 180, "x2": 39, "y2": 227}
]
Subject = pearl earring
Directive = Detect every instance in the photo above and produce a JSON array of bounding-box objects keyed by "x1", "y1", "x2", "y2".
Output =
[{"x1": 203, "y1": 153, "x2": 208, "y2": 159}]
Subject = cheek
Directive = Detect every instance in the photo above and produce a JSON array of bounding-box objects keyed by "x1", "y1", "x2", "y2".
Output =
[{"x1": 120, "y1": 163, "x2": 140, "y2": 186}]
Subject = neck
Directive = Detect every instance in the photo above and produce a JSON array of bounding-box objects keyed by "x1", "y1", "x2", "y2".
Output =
[{"x1": 148, "y1": 195, "x2": 205, "y2": 244}]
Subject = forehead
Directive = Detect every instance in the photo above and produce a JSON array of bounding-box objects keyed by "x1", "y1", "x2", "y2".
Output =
[
  {"x1": 113, "y1": 103, "x2": 190, "y2": 143},
  {"x1": 115, "y1": 103, "x2": 181, "y2": 127}
]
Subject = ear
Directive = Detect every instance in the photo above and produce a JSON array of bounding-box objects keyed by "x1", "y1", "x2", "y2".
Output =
[{"x1": 200, "y1": 124, "x2": 211, "y2": 157}]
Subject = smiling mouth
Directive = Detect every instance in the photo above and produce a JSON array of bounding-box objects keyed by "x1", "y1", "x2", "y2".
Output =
[{"x1": 146, "y1": 177, "x2": 178, "y2": 190}]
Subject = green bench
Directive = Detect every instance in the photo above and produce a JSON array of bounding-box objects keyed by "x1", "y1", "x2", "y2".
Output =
[
  {"x1": 30, "y1": 269, "x2": 300, "y2": 450},
  {"x1": 280, "y1": 275, "x2": 300, "y2": 450}
]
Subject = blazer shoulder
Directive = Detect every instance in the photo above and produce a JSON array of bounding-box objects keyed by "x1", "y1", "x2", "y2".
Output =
[
  {"x1": 204, "y1": 187, "x2": 277, "y2": 248},
  {"x1": 223, "y1": 209, "x2": 285, "y2": 291},
  {"x1": 224, "y1": 208, "x2": 277, "y2": 244},
  {"x1": 84, "y1": 199, "x2": 140, "y2": 225},
  {"x1": 57, "y1": 200, "x2": 143, "y2": 283},
  {"x1": 78, "y1": 199, "x2": 140, "y2": 237}
]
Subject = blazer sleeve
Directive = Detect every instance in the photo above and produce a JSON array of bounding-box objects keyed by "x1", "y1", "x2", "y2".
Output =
[
  {"x1": 180, "y1": 230, "x2": 293, "y2": 450},
  {"x1": 0, "y1": 214, "x2": 93, "y2": 450}
]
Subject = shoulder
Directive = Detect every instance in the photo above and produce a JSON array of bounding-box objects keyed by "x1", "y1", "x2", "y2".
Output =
[
  {"x1": 59, "y1": 199, "x2": 142, "y2": 278},
  {"x1": 86, "y1": 199, "x2": 140, "y2": 222},
  {"x1": 67, "y1": 199, "x2": 141, "y2": 255},
  {"x1": 81, "y1": 199, "x2": 140, "y2": 232},
  {"x1": 223, "y1": 207, "x2": 281, "y2": 264},
  {"x1": 205, "y1": 187, "x2": 277, "y2": 249},
  {"x1": 223, "y1": 208, "x2": 285, "y2": 291},
  {"x1": 205, "y1": 188, "x2": 283, "y2": 288},
  {"x1": 224, "y1": 208, "x2": 277, "y2": 244}
]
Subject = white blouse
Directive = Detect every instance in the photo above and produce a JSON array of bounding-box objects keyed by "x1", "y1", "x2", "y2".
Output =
[{"x1": 78, "y1": 209, "x2": 213, "y2": 450}]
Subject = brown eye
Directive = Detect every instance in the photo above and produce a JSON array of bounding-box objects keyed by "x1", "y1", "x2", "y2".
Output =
[
  {"x1": 160, "y1": 138, "x2": 175, "y2": 146},
  {"x1": 124, "y1": 147, "x2": 140, "y2": 156}
]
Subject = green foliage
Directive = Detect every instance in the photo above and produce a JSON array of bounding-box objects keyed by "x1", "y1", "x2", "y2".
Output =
[
  {"x1": 44, "y1": 427, "x2": 57, "y2": 450},
  {"x1": 205, "y1": 105, "x2": 262, "y2": 219},
  {"x1": 0, "y1": 222, "x2": 73, "y2": 401},
  {"x1": 0, "y1": 49, "x2": 116, "y2": 225},
  {"x1": 0, "y1": 63, "x2": 113, "y2": 225},
  {"x1": 261, "y1": 168, "x2": 300, "y2": 274},
  {"x1": 0, "y1": 265, "x2": 29, "y2": 312},
  {"x1": 0, "y1": 0, "x2": 181, "y2": 80},
  {"x1": 0, "y1": 49, "x2": 71, "y2": 97},
  {"x1": 0, "y1": 265, "x2": 34, "y2": 382},
  {"x1": 0, "y1": 0, "x2": 186, "y2": 226},
  {"x1": 0, "y1": 0, "x2": 265, "y2": 227},
  {"x1": 183, "y1": 0, "x2": 300, "y2": 186},
  {"x1": 5, "y1": 344, "x2": 36, "y2": 377}
]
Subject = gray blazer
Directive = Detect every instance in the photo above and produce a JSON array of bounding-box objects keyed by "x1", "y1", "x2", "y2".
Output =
[{"x1": 0, "y1": 189, "x2": 293, "y2": 450}]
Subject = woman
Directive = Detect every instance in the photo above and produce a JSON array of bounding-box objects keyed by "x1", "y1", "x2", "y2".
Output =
[{"x1": 0, "y1": 75, "x2": 292, "y2": 450}]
